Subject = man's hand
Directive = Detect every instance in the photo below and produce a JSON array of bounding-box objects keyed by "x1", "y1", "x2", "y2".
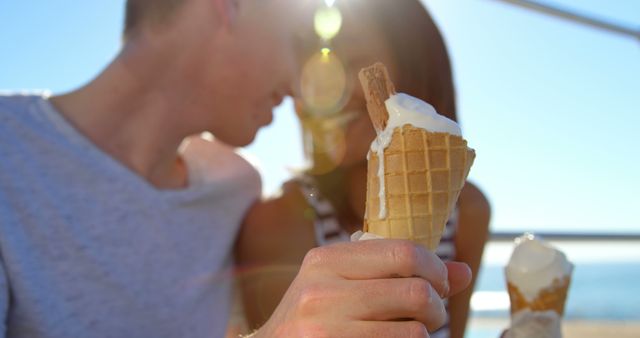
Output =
[{"x1": 254, "y1": 239, "x2": 472, "y2": 337}]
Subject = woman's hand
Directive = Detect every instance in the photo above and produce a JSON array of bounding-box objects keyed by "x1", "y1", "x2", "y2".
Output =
[{"x1": 254, "y1": 239, "x2": 472, "y2": 337}]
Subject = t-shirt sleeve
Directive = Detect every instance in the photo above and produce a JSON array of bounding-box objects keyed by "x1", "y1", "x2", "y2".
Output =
[{"x1": 0, "y1": 258, "x2": 8, "y2": 337}]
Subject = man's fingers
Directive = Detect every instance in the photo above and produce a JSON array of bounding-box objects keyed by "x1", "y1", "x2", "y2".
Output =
[
  {"x1": 301, "y1": 240, "x2": 449, "y2": 296},
  {"x1": 263, "y1": 241, "x2": 469, "y2": 338},
  {"x1": 349, "y1": 321, "x2": 430, "y2": 338},
  {"x1": 348, "y1": 278, "x2": 446, "y2": 331},
  {"x1": 445, "y1": 261, "x2": 472, "y2": 297}
]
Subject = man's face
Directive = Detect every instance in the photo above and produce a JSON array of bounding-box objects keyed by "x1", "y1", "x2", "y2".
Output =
[{"x1": 192, "y1": 0, "x2": 315, "y2": 147}]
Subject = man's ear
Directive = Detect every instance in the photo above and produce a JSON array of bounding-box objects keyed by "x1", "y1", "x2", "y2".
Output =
[{"x1": 213, "y1": 0, "x2": 239, "y2": 28}]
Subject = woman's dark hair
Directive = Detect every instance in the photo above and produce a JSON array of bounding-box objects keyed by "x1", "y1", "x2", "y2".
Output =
[
  {"x1": 310, "y1": 0, "x2": 458, "y2": 225},
  {"x1": 366, "y1": 0, "x2": 457, "y2": 121}
]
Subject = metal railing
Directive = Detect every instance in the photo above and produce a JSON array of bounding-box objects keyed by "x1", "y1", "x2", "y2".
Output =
[
  {"x1": 490, "y1": 231, "x2": 640, "y2": 242},
  {"x1": 489, "y1": 0, "x2": 640, "y2": 41}
]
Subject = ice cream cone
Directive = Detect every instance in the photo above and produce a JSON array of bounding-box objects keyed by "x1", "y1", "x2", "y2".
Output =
[
  {"x1": 359, "y1": 63, "x2": 475, "y2": 251},
  {"x1": 364, "y1": 126, "x2": 474, "y2": 250},
  {"x1": 507, "y1": 276, "x2": 571, "y2": 316}
]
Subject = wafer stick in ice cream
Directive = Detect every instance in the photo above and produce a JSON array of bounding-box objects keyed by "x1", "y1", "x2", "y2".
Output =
[
  {"x1": 359, "y1": 63, "x2": 396, "y2": 132},
  {"x1": 359, "y1": 63, "x2": 475, "y2": 251}
]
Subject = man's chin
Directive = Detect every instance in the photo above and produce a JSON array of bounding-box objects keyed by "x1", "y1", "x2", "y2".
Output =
[
  {"x1": 257, "y1": 110, "x2": 274, "y2": 127},
  {"x1": 213, "y1": 129, "x2": 258, "y2": 148}
]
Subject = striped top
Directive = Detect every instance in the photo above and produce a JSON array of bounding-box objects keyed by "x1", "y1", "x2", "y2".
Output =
[{"x1": 296, "y1": 175, "x2": 458, "y2": 338}]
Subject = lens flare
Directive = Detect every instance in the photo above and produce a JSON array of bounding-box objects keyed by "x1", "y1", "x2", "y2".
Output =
[
  {"x1": 314, "y1": 6, "x2": 342, "y2": 41},
  {"x1": 299, "y1": 114, "x2": 348, "y2": 175},
  {"x1": 300, "y1": 50, "x2": 347, "y2": 117}
]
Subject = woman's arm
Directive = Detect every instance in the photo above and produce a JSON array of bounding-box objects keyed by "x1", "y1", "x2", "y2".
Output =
[
  {"x1": 234, "y1": 182, "x2": 317, "y2": 329},
  {"x1": 448, "y1": 182, "x2": 491, "y2": 338}
]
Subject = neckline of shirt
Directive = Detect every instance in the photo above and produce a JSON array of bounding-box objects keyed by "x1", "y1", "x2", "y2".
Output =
[{"x1": 32, "y1": 93, "x2": 213, "y2": 203}]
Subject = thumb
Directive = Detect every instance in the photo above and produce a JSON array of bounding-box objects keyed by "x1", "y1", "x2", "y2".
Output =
[{"x1": 445, "y1": 261, "x2": 472, "y2": 297}]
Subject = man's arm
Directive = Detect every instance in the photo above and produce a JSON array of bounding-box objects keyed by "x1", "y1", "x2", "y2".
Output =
[{"x1": 0, "y1": 256, "x2": 9, "y2": 337}]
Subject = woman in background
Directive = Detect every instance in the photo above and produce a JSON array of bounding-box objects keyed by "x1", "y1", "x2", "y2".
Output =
[{"x1": 236, "y1": 1, "x2": 491, "y2": 337}]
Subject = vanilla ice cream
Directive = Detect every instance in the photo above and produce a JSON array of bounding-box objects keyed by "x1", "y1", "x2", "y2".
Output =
[{"x1": 505, "y1": 233, "x2": 573, "y2": 302}]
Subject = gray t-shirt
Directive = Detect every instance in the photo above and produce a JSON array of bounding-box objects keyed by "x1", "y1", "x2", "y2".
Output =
[{"x1": 0, "y1": 94, "x2": 261, "y2": 338}]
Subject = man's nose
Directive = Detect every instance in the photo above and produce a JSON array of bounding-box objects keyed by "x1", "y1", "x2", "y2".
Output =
[
  {"x1": 283, "y1": 54, "x2": 302, "y2": 99},
  {"x1": 288, "y1": 75, "x2": 302, "y2": 99}
]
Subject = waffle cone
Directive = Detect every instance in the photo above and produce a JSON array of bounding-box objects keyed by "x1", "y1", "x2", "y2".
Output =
[
  {"x1": 364, "y1": 125, "x2": 475, "y2": 251},
  {"x1": 507, "y1": 276, "x2": 571, "y2": 316}
]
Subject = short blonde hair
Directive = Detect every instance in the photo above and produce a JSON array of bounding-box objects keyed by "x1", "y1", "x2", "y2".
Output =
[{"x1": 124, "y1": 0, "x2": 184, "y2": 38}]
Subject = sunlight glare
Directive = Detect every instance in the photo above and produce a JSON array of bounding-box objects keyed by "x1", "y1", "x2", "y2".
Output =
[
  {"x1": 300, "y1": 50, "x2": 347, "y2": 117},
  {"x1": 314, "y1": 6, "x2": 343, "y2": 41}
]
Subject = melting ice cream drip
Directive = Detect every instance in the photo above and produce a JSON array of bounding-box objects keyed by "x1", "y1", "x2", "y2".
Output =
[{"x1": 370, "y1": 93, "x2": 461, "y2": 219}]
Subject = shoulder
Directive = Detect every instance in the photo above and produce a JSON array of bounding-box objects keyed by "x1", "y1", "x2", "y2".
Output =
[
  {"x1": 181, "y1": 135, "x2": 262, "y2": 195},
  {"x1": 0, "y1": 92, "x2": 48, "y2": 112},
  {"x1": 244, "y1": 180, "x2": 310, "y2": 238},
  {"x1": 0, "y1": 93, "x2": 28, "y2": 111},
  {"x1": 0, "y1": 93, "x2": 54, "y2": 142},
  {"x1": 458, "y1": 182, "x2": 491, "y2": 221},
  {"x1": 0, "y1": 93, "x2": 42, "y2": 125},
  {"x1": 237, "y1": 179, "x2": 316, "y2": 265},
  {"x1": 0, "y1": 93, "x2": 53, "y2": 167},
  {"x1": 456, "y1": 182, "x2": 491, "y2": 243}
]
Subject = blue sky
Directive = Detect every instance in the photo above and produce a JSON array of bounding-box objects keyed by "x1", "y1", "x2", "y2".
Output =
[{"x1": 1, "y1": 0, "x2": 638, "y2": 234}]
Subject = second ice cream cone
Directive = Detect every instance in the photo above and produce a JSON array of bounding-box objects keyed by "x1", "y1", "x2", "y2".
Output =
[{"x1": 507, "y1": 276, "x2": 571, "y2": 316}]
